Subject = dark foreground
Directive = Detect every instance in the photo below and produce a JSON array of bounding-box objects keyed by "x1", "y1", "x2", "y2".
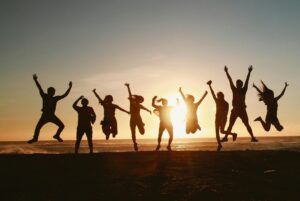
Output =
[{"x1": 0, "y1": 151, "x2": 299, "y2": 201}]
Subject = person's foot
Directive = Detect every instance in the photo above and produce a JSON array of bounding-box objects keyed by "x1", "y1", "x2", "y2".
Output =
[
  {"x1": 27, "y1": 139, "x2": 37, "y2": 144},
  {"x1": 217, "y1": 144, "x2": 222, "y2": 152},
  {"x1": 105, "y1": 134, "x2": 109, "y2": 140},
  {"x1": 254, "y1": 117, "x2": 261, "y2": 122},
  {"x1": 112, "y1": 133, "x2": 117, "y2": 138},
  {"x1": 89, "y1": 151, "x2": 93, "y2": 154},
  {"x1": 53, "y1": 135, "x2": 63, "y2": 142},
  {"x1": 155, "y1": 145, "x2": 160, "y2": 151},
  {"x1": 220, "y1": 137, "x2": 228, "y2": 142},
  {"x1": 167, "y1": 145, "x2": 172, "y2": 151},
  {"x1": 251, "y1": 137, "x2": 258, "y2": 142},
  {"x1": 232, "y1": 133, "x2": 237, "y2": 141},
  {"x1": 134, "y1": 143, "x2": 138, "y2": 151}
]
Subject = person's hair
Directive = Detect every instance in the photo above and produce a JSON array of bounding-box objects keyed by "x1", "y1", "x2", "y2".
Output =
[
  {"x1": 186, "y1": 94, "x2": 195, "y2": 103},
  {"x1": 157, "y1": 98, "x2": 168, "y2": 105},
  {"x1": 104, "y1": 95, "x2": 113, "y2": 103},
  {"x1": 47, "y1": 87, "x2": 55, "y2": 96},
  {"x1": 257, "y1": 81, "x2": 274, "y2": 104},
  {"x1": 81, "y1": 98, "x2": 89, "y2": 106},
  {"x1": 217, "y1": 92, "x2": 224, "y2": 99},
  {"x1": 236, "y1": 79, "x2": 243, "y2": 88},
  {"x1": 132, "y1": 95, "x2": 144, "y2": 103}
]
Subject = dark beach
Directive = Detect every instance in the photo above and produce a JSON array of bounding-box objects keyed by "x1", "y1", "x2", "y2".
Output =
[{"x1": 0, "y1": 151, "x2": 299, "y2": 201}]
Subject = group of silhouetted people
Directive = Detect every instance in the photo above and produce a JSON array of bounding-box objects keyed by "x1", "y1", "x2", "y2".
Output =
[{"x1": 28, "y1": 66, "x2": 288, "y2": 153}]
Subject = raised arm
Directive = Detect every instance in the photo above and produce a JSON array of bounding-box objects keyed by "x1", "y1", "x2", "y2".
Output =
[
  {"x1": 92, "y1": 89, "x2": 103, "y2": 104},
  {"x1": 140, "y1": 104, "x2": 152, "y2": 114},
  {"x1": 124, "y1": 83, "x2": 133, "y2": 98},
  {"x1": 33, "y1": 74, "x2": 45, "y2": 97},
  {"x1": 116, "y1": 105, "x2": 130, "y2": 114},
  {"x1": 152, "y1": 96, "x2": 159, "y2": 109},
  {"x1": 179, "y1": 87, "x2": 186, "y2": 102},
  {"x1": 73, "y1": 96, "x2": 83, "y2": 110},
  {"x1": 252, "y1": 82, "x2": 262, "y2": 94},
  {"x1": 276, "y1": 82, "x2": 288, "y2": 101},
  {"x1": 224, "y1": 66, "x2": 235, "y2": 90},
  {"x1": 244, "y1": 65, "x2": 253, "y2": 90},
  {"x1": 207, "y1": 80, "x2": 217, "y2": 102},
  {"x1": 57, "y1": 81, "x2": 72, "y2": 100},
  {"x1": 196, "y1": 91, "x2": 208, "y2": 106}
]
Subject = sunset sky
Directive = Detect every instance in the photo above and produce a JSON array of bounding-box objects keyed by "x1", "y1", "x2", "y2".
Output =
[{"x1": 0, "y1": 0, "x2": 299, "y2": 141}]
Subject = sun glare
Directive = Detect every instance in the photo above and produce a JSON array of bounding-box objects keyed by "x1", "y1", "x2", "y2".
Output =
[{"x1": 168, "y1": 96, "x2": 187, "y2": 138}]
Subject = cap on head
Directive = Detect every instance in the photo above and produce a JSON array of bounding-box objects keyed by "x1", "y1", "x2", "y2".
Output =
[
  {"x1": 47, "y1": 87, "x2": 55, "y2": 96},
  {"x1": 236, "y1": 79, "x2": 243, "y2": 88},
  {"x1": 81, "y1": 98, "x2": 89, "y2": 106}
]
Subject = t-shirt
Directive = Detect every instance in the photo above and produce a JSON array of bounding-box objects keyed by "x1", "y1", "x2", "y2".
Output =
[
  {"x1": 232, "y1": 87, "x2": 247, "y2": 109},
  {"x1": 129, "y1": 99, "x2": 141, "y2": 116},
  {"x1": 41, "y1": 95, "x2": 60, "y2": 115},
  {"x1": 74, "y1": 106, "x2": 96, "y2": 127},
  {"x1": 101, "y1": 102, "x2": 117, "y2": 120},
  {"x1": 216, "y1": 99, "x2": 229, "y2": 117},
  {"x1": 186, "y1": 103, "x2": 198, "y2": 121},
  {"x1": 156, "y1": 106, "x2": 173, "y2": 124}
]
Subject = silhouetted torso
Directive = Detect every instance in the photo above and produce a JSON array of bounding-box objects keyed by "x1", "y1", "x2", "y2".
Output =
[
  {"x1": 216, "y1": 99, "x2": 229, "y2": 118},
  {"x1": 186, "y1": 104, "x2": 198, "y2": 121},
  {"x1": 41, "y1": 95, "x2": 59, "y2": 115},
  {"x1": 157, "y1": 106, "x2": 172, "y2": 125},
  {"x1": 101, "y1": 102, "x2": 117, "y2": 120},
  {"x1": 129, "y1": 99, "x2": 141, "y2": 117},
  {"x1": 266, "y1": 99, "x2": 278, "y2": 118},
  {"x1": 232, "y1": 87, "x2": 247, "y2": 109},
  {"x1": 74, "y1": 106, "x2": 95, "y2": 127}
]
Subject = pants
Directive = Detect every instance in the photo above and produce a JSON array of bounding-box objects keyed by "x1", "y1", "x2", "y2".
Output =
[
  {"x1": 261, "y1": 114, "x2": 283, "y2": 131},
  {"x1": 130, "y1": 115, "x2": 145, "y2": 143},
  {"x1": 75, "y1": 126, "x2": 93, "y2": 153},
  {"x1": 33, "y1": 114, "x2": 65, "y2": 140},
  {"x1": 101, "y1": 117, "x2": 118, "y2": 136},
  {"x1": 157, "y1": 122, "x2": 173, "y2": 146}
]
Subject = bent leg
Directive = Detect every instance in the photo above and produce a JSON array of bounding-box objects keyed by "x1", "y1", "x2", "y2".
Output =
[
  {"x1": 32, "y1": 116, "x2": 48, "y2": 141},
  {"x1": 256, "y1": 116, "x2": 271, "y2": 131},
  {"x1": 51, "y1": 116, "x2": 65, "y2": 138},
  {"x1": 240, "y1": 110, "x2": 257, "y2": 141},
  {"x1": 272, "y1": 117, "x2": 284, "y2": 131},
  {"x1": 156, "y1": 124, "x2": 165, "y2": 150},
  {"x1": 166, "y1": 125, "x2": 173, "y2": 150},
  {"x1": 223, "y1": 110, "x2": 238, "y2": 141}
]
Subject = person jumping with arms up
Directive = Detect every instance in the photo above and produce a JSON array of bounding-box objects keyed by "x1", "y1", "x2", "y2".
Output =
[
  {"x1": 73, "y1": 96, "x2": 96, "y2": 154},
  {"x1": 125, "y1": 83, "x2": 151, "y2": 151},
  {"x1": 93, "y1": 89, "x2": 130, "y2": 140},
  {"x1": 28, "y1": 74, "x2": 72, "y2": 144},
  {"x1": 223, "y1": 66, "x2": 258, "y2": 142},
  {"x1": 253, "y1": 81, "x2": 288, "y2": 132},
  {"x1": 179, "y1": 87, "x2": 207, "y2": 134},
  {"x1": 207, "y1": 80, "x2": 237, "y2": 151},
  {"x1": 152, "y1": 96, "x2": 178, "y2": 151}
]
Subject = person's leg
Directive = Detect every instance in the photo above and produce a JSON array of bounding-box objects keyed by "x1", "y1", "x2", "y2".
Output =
[
  {"x1": 240, "y1": 110, "x2": 258, "y2": 142},
  {"x1": 29, "y1": 116, "x2": 47, "y2": 143},
  {"x1": 254, "y1": 116, "x2": 271, "y2": 131},
  {"x1": 136, "y1": 115, "x2": 145, "y2": 135},
  {"x1": 166, "y1": 125, "x2": 173, "y2": 151},
  {"x1": 130, "y1": 119, "x2": 138, "y2": 151},
  {"x1": 101, "y1": 121, "x2": 110, "y2": 140},
  {"x1": 222, "y1": 110, "x2": 238, "y2": 141},
  {"x1": 51, "y1": 116, "x2": 65, "y2": 142},
  {"x1": 111, "y1": 117, "x2": 118, "y2": 138},
  {"x1": 215, "y1": 120, "x2": 222, "y2": 152},
  {"x1": 272, "y1": 117, "x2": 284, "y2": 131},
  {"x1": 86, "y1": 127, "x2": 93, "y2": 154},
  {"x1": 220, "y1": 116, "x2": 237, "y2": 141},
  {"x1": 156, "y1": 123, "x2": 164, "y2": 151},
  {"x1": 75, "y1": 128, "x2": 84, "y2": 154}
]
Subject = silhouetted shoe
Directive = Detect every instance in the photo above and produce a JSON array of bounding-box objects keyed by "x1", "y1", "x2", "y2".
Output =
[
  {"x1": 251, "y1": 137, "x2": 258, "y2": 142},
  {"x1": 27, "y1": 139, "x2": 37, "y2": 144},
  {"x1": 155, "y1": 145, "x2": 160, "y2": 151},
  {"x1": 167, "y1": 146, "x2": 172, "y2": 151},
  {"x1": 105, "y1": 134, "x2": 109, "y2": 140},
  {"x1": 112, "y1": 134, "x2": 117, "y2": 138},
  {"x1": 134, "y1": 143, "x2": 138, "y2": 151},
  {"x1": 232, "y1": 133, "x2": 237, "y2": 141},
  {"x1": 53, "y1": 135, "x2": 63, "y2": 142},
  {"x1": 217, "y1": 144, "x2": 222, "y2": 152},
  {"x1": 254, "y1": 117, "x2": 261, "y2": 122},
  {"x1": 220, "y1": 137, "x2": 228, "y2": 142}
]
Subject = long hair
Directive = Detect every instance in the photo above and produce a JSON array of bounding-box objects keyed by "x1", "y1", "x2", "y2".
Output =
[{"x1": 257, "y1": 81, "x2": 274, "y2": 104}]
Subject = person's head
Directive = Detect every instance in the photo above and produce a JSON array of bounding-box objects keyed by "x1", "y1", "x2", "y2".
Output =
[
  {"x1": 104, "y1": 95, "x2": 113, "y2": 103},
  {"x1": 258, "y1": 81, "x2": 274, "y2": 102},
  {"x1": 132, "y1": 95, "x2": 144, "y2": 103},
  {"x1": 217, "y1": 92, "x2": 225, "y2": 100},
  {"x1": 81, "y1": 98, "x2": 89, "y2": 106},
  {"x1": 186, "y1": 95, "x2": 195, "y2": 103},
  {"x1": 157, "y1": 98, "x2": 168, "y2": 106},
  {"x1": 236, "y1": 79, "x2": 243, "y2": 89},
  {"x1": 47, "y1": 87, "x2": 55, "y2": 97}
]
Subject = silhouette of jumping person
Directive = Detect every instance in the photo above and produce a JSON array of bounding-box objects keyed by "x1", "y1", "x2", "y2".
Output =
[
  {"x1": 253, "y1": 81, "x2": 288, "y2": 132},
  {"x1": 73, "y1": 96, "x2": 96, "y2": 154},
  {"x1": 223, "y1": 66, "x2": 258, "y2": 142},
  {"x1": 152, "y1": 96, "x2": 178, "y2": 151},
  {"x1": 125, "y1": 83, "x2": 151, "y2": 151},
  {"x1": 207, "y1": 80, "x2": 237, "y2": 151},
  {"x1": 28, "y1": 74, "x2": 72, "y2": 144},
  {"x1": 179, "y1": 87, "x2": 207, "y2": 134},
  {"x1": 93, "y1": 89, "x2": 130, "y2": 140}
]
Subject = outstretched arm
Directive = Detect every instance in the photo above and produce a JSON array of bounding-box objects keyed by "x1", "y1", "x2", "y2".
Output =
[
  {"x1": 57, "y1": 81, "x2": 72, "y2": 100},
  {"x1": 73, "y1": 96, "x2": 83, "y2": 110},
  {"x1": 276, "y1": 82, "x2": 288, "y2": 101},
  {"x1": 207, "y1": 80, "x2": 217, "y2": 102},
  {"x1": 116, "y1": 105, "x2": 130, "y2": 114},
  {"x1": 224, "y1": 66, "x2": 235, "y2": 90},
  {"x1": 244, "y1": 65, "x2": 253, "y2": 90},
  {"x1": 152, "y1": 96, "x2": 159, "y2": 109},
  {"x1": 196, "y1": 91, "x2": 208, "y2": 106},
  {"x1": 33, "y1": 74, "x2": 45, "y2": 97},
  {"x1": 179, "y1": 87, "x2": 186, "y2": 102},
  {"x1": 141, "y1": 105, "x2": 152, "y2": 114},
  {"x1": 93, "y1": 89, "x2": 103, "y2": 104},
  {"x1": 253, "y1": 83, "x2": 262, "y2": 94},
  {"x1": 124, "y1": 83, "x2": 133, "y2": 98}
]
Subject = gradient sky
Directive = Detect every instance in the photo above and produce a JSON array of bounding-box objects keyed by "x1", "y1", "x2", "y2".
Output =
[{"x1": 0, "y1": 0, "x2": 299, "y2": 141}]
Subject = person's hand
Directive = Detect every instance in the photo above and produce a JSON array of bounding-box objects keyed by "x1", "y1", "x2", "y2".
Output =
[
  {"x1": 285, "y1": 82, "x2": 289, "y2": 87},
  {"x1": 153, "y1": 96, "x2": 157, "y2": 100},
  {"x1": 248, "y1": 65, "x2": 253, "y2": 72},
  {"x1": 204, "y1": 90, "x2": 208, "y2": 95},
  {"x1": 33, "y1": 74, "x2": 38, "y2": 80},
  {"x1": 125, "y1": 83, "x2": 129, "y2": 87},
  {"x1": 69, "y1": 81, "x2": 72, "y2": 87},
  {"x1": 93, "y1": 89, "x2": 96, "y2": 92},
  {"x1": 179, "y1": 87, "x2": 182, "y2": 92},
  {"x1": 207, "y1": 80, "x2": 212, "y2": 85},
  {"x1": 149, "y1": 111, "x2": 152, "y2": 115},
  {"x1": 224, "y1": 66, "x2": 228, "y2": 72},
  {"x1": 79, "y1": 96, "x2": 84, "y2": 99},
  {"x1": 127, "y1": 111, "x2": 130, "y2": 115},
  {"x1": 252, "y1": 83, "x2": 256, "y2": 88}
]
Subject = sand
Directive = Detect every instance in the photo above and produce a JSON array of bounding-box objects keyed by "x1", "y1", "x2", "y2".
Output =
[{"x1": 0, "y1": 151, "x2": 299, "y2": 201}]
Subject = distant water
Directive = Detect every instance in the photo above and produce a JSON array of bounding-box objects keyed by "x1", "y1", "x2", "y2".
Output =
[{"x1": 0, "y1": 137, "x2": 299, "y2": 154}]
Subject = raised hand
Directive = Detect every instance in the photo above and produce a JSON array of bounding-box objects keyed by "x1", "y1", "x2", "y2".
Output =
[
  {"x1": 224, "y1": 66, "x2": 228, "y2": 72},
  {"x1": 253, "y1": 83, "x2": 256, "y2": 88},
  {"x1": 33, "y1": 74, "x2": 38, "y2": 80},
  {"x1": 248, "y1": 65, "x2": 253, "y2": 72},
  {"x1": 153, "y1": 96, "x2": 157, "y2": 99},
  {"x1": 285, "y1": 82, "x2": 289, "y2": 87},
  {"x1": 125, "y1": 83, "x2": 129, "y2": 87},
  {"x1": 179, "y1": 87, "x2": 182, "y2": 92},
  {"x1": 92, "y1": 88, "x2": 96, "y2": 92},
  {"x1": 207, "y1": 80, "x2": 212, "y2": 85},
  {"x1": 69, "y1": 81, "x2": 72, "y2": 87},
  {"x1": 79, "y1": 96, "x2": 84, "y2": 99}
]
